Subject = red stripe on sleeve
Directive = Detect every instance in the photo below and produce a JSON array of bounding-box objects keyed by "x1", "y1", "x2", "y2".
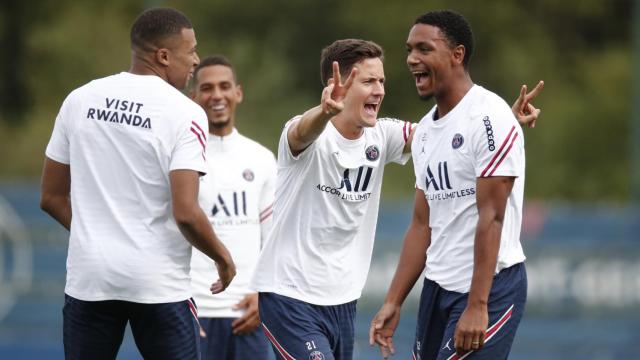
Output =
[
  {"x1": 487, "y1": 132, "x2": 518, "y2": 177},
  {"x1": 480, "y1": 125, "x2": 516, "y2": 177},
  {"x1": 403, "y1": 121, "x2": 409, "y2": 143},
  {"x1": 190, "y1": 128, "x2": 206, "y2": 151},
  {"x1": 191, "y1": 121, "x2": 207, "y2": 140}
]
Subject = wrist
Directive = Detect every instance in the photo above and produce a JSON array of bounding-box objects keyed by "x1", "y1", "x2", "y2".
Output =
[
  {"x1": 215, "y1": 252, "x2": 233, "y2": 268},
  {"x1": 383, "y1": 294, "x2": 404, "y2": 308},
  {"x1": 317, "y1": 106, "x2": 335, "y2": 120},
  {"x1": 466, "y1": 295, "x2": 488, "y2": 309}
]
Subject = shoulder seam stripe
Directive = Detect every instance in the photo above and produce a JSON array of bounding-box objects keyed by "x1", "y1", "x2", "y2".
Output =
[{"x1": 480, "y1": 125, "x2": 516, "y2": 177}]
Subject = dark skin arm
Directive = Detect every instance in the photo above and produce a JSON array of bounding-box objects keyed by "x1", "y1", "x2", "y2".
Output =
[
  {"x1": 454, "y1": 176, "x2": 514, "y2": 356},
  {"x1": 40, "y1": 158, "x2": 72, "y2": 230},
  {"x1": 369, "y1": 189, "x2": 431, "y2": 359},
  {"x1": 170, "y1": 169, "x2": 236, "y2": 293}
]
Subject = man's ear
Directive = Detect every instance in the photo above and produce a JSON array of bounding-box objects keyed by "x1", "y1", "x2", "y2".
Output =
[
  {"x1": 236, "y1": 84, "x2": 244, "y2": 104},
  {"x1": 452, "y1": 45, "x2": 465, "y2": 66},
  {"x1": 156, "y1": 48, "x2": 170, "y2": 66}
]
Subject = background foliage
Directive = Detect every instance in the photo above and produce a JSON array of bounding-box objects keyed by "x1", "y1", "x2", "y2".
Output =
[{"x1": 0, "y1": 0, "x2": 633, "y2": 202}]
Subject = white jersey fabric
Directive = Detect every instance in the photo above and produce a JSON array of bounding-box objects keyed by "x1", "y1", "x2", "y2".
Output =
[
  {"x1": 45, "y1": 72, "x2": 208, "y2": 303},
  {"x1": 412, "y1": 84, "x2": 526, "y2": 293},
  {"x1": 250, "y1": 117, "x2": 412, "y2": 306},
  {"x1": 190, "y1": 129, "x2": 276, "y2": 318}
]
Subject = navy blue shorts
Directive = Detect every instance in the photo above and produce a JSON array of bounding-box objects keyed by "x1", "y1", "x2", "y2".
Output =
[
  {"x1": 258, "y1": 292, "x2": 357, "y2": 360},
  {"x1": 63, "y1": 294, "x2": 200, "y2": 360},
  {"x1": 198, "y1": 317, "x2": 273, "y2": 360},
  {"x1": 413, "y1": 263, "x2": 527, "y2": 360}
]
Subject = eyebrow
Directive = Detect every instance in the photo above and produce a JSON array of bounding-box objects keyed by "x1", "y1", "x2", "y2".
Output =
[{"x1": 407, "y1": 38, "x2": 448, "y2": 46}]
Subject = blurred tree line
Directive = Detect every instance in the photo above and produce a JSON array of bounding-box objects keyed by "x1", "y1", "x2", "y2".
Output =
[{"x1": 0, "y1": 0, "x2": 632, "y2": 202}]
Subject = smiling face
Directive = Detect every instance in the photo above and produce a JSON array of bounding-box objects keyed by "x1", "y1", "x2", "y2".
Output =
[
  {"x1": 164, "y1": 28, "x2": 200, "y2": 90},
  {"x1": 406, "y1": 23, "x2": 459, "y2": 101},
  {"x1": 340, "y1": 57, "x2": 385, "y2": 129},
  {"x1": 191, "y1": 64, "x2": 243, "y2": 134}
]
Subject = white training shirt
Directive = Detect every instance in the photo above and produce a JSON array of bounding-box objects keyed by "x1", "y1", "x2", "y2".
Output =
[
  {"x1": 250, "y1": 117, "x2": 411, "y2": 305},
  {"x1": 412, "y1": 84, "x2": 526, "y2": 293},
  {"x1": 190, "y1": 129, "x2": 276, "y2": 318},
  {"x1": 45, "y1": 72, "x2": 209, "y2": 303}
]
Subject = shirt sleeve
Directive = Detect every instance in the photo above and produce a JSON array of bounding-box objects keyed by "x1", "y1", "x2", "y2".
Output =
[
  {"x1": 170, "y1": 107, "x2": 208, "y2": 174},
  {"x1": 411, "y1": 125, "x2": 426, "y2": 192},
  {"x1": 258, "y1": 151, "x2": 277, "y2": 247},
  {"x1": 45, "y1": 92, "x2": 76, "y2": 164},
  {"x1": 277, "y1": 115, "x2": 317, "y2": 166},
  {"x1": 378, "y1": 118, "x2": 413, "y2": 165},
  {"x1": 472, "y1": 109, "x2": 524, "y2": 178}
]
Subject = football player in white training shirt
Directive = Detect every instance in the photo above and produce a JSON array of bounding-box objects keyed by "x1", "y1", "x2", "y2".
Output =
[
  {"x1": 40, "y1": 8, "x2": 235, "y2": 360},
  {"x1": 189, "y1": 55, "x2": 276, "y2": 360},
  {"x1": 250, "y1": 39, "x2": 413, "y2": 360},
  {"x1": 370, "y1": 10, "x2": 544, "y2": 360}
]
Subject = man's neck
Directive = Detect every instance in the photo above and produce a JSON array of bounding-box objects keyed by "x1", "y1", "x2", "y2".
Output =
[
  {"x1": 129, "y1": 54, "x2": 166, "y2": 81},
  {"x1": 434, "y1": 74, "x2": 473, "y2": 119},
  {"x1": 209, "y1": 124, "x2": 234, "y2": 137},
  {"x1": 331, "y1": 116, "x2": 364, "y2": 140}
]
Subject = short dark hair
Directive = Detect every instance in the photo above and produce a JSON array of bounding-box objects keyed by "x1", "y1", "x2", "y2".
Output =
[
  {"x1": 130, "y1": 7, "x2": 193, "y2": 51},
  {"x1": 193, "y1": 55, "x2": 238, "y2": 84},
  {"x1": 414, "y1": 10, "x2": 474, "y2": 68},
  {"x1": 320, "y1": 39, "x2": 384, "y2": 86}
]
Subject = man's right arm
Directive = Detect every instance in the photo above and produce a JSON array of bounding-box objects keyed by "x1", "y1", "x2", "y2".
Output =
[
  {"x1": 369, "y1": 188, "x2": 431, "y2": 358},
  {"x1": 170, "y1": 169, "x2": 235, "y2": 293},
  {"x1": 287, "y1": 105, "x2": 333, "y2": 156},
  {"x1": 287, "y1": 61, "x2": 356, "y2": 156},
  {"x1": 40, "y1": 157, "x2": 72, "y2": 230}
]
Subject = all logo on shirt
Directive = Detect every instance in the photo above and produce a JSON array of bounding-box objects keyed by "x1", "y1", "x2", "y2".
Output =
[
  {"x1": 211, "y1": 191, "x2": 247, "y2": 217},
  {"x1": 425, "y1": 162, "x2": 453, "y2": 191},
  {"x1": 315, "y1": 166, "x2": 374, "y2": 202},
  {"x1": 424, "y1": 161, "x2": 476, "y2": 201},
  {"x1": 365, "y1": 145, "x2": 380, "y2": 161},
  {"x1": 210, "y1": 191, "x2": 260, "y2": 226}
]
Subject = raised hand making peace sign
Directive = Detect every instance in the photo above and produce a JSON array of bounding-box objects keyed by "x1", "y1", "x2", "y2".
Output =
[
  {"x1": 512, "y1": 80, "x2": 544, "y2": 128},
  {"x1": 321, "y1": 61, "x2": 357, "y2": 117}
]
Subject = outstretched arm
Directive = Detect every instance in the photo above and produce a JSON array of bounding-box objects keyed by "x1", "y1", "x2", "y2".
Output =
[
  {"x1": 369, "y1": 189, "x2": 431, "y2": 359},
  {"x1": 403, "y1": 125, "x2": 417, "y2": 154},
  {"x1": 512, "y1": 80, "x2": 544, "y2": 128},
  {"x1": 287, "y1": 61, "x2": 356, "y2": 156},
  {"x1": 170, "y1": 169, "x2": 236, "y2": 293}
]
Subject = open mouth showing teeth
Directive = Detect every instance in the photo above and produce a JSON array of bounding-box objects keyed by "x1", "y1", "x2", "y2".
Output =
[
  {"x1": 211, "y1": 105, "x2": 225, "y2": 111},
  {"x1": 414, "y1": 71, "x2": 430, "y2": 83},
  {"x1": 364, "y1": 104, "x2": 378, "y2": 114}
]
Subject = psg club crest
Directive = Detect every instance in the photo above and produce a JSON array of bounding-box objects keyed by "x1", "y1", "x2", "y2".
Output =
[
  {"x1": 242, "y1": 169, "x2": 254, "y2": 182},
  {"x1": 452, "y1": 133, "x2": 464, "y2": 149},
  {"x1": 365, "y1": 145, "x2": 380, "y2": 161},
  {"x1": 309, "y1": 351, "x2": 325, "y2": 360}
]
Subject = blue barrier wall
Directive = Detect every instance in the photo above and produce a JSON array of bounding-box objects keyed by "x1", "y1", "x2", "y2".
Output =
[{"x1": 0, "y1": 183, "x2": 639, "y2": 359}]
